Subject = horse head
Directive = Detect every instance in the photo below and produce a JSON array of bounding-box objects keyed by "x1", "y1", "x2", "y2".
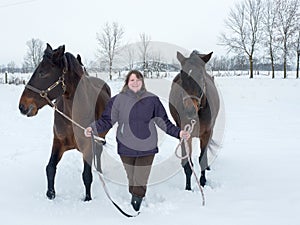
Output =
[
  {"x1": 176, "y1": 50, "x2": 213, "y2": 119},
  {"x1": 19, "y1": 43, "x2": 83, "y2": 117}
]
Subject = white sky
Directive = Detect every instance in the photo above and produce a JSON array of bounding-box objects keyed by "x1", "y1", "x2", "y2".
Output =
[{"x1": 0, "y1": 0, "x2": 237, "y2": 66}]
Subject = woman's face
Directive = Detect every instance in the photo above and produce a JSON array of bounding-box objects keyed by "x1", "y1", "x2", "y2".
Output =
[{"x1": 127, "y1": 73, "x2": 142, "y2": 93}]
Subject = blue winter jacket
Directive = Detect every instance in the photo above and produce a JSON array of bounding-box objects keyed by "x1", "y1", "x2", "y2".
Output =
[{"x1": 92, "y1": 88, "x2": 181, "y2": 157}]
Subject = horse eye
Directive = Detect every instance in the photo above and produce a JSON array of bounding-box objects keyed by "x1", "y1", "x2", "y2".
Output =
[{"x1": 38, "y1": 71, "x2": 46, "y2": 78}]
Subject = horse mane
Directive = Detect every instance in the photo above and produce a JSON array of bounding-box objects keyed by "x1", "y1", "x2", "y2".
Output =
[
  {"x1": 62, "y1": 52, "x2": 85, "y2": 97},
  {"x1": 65, "y1": 52, "x2": 84, "y2": 78}
]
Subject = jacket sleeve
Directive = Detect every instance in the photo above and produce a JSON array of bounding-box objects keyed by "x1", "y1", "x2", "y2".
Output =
[
  {"x1": 153, "y1": 96, "x2": 181, "y2": 139},
  {"x1": 91, "y1": 96, "x2": 118, "y2": 134}
]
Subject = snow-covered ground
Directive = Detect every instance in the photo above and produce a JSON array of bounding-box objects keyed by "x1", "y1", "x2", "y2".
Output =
[{"x1": 1, "y1": 75, "x2": 300, "y2": 225}]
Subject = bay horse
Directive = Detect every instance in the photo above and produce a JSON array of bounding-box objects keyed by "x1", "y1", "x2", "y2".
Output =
[
  {"x1": 18, "y1": 44, "x2": 111, "y2": 201},
  {"x1": 169, "y1": 50, "x2": 220, "y2": 190}
]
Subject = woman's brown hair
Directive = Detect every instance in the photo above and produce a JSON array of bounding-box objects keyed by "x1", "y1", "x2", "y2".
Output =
[{"x1": 121, "y1": 70, "x2": 146, "y2": 92}]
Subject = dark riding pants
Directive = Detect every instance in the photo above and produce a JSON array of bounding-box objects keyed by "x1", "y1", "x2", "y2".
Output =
[{"x1": 120, "y1": 155, "x2": 155, "y2": 197}]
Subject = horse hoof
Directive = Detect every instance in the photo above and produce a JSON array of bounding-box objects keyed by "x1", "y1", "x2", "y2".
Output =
[
  {"x1": 46, "y1": 189, "x2": 56, "y2": 200},
  {"x1": 200, "y1": 175, "x2": 206, "y2": 187},
  {"x1": 185, "y1": 185, "x2": 192, "y2": 191},
  {"x1": 84, "y1": 195, "x2": 92, "y2": 201},
  {"x1": 96, "y1": 166, "x2": 102, "y2": 174}
]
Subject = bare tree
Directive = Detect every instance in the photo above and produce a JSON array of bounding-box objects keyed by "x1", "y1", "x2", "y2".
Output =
[
  {"x1": 96, "y1": 22, "x2": 124, "y2": 80},
  {"x1": 296, "y1": 31, "x2": 300, "y2": 78},
  {"x1": 262, "y1": 0, "x2": 279, "y2": 79},
  {"x1": 139, "y1": 33, "x2": 151, "y2": 77},
  {"x1": 123, "y1": 44, "x2": 136, "y2": 70},
  {"x1": 24, "y1": 38, "x2": 44, "y2": 71},
  {"x1": 7, "y1": 61, "x2": 16, "y2": 73},
  {"x1": 151, "y1": 51, "x2": 165, "y2": 77},
  {"x1": 219, "y1": 0, "x2": 263, "y2": 78},
  {"x1": 275, "y1": 0, "x2": 299, "y2": 78}
]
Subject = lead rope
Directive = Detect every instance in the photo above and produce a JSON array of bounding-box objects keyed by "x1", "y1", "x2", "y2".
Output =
[
  {"x1": 91, "y1": 133, "x2": 140, "y2": 218},
  {"x1": 52, "y1": 105, "x2": 105, "y2": 143},
  {"x1": 175, "y1": 119, "x2": 205, "y2": 206}
]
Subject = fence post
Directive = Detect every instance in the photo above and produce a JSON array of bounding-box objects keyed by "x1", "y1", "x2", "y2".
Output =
[{"x1": 5, "y1": 72, "x2": 7, "y2": 84}]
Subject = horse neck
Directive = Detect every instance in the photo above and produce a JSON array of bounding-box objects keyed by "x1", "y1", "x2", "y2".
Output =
[
  {"x1": 63, "y1": 70, "x2": 82, "y2": 99},
  {"x1": 63, "y1": 53, "x2": 84, "y2": 98},
  {"x1": 58, "y1": 73, "x2": 83, "y2": 118},
  {"x1": 61, "y1": 96, "x2": 73, "y2": 118}
]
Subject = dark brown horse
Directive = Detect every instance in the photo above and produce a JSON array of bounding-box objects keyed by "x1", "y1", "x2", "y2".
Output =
[
  {"x1": 169, "y1": 50, "x2": 220, "y2": 190},
  {"x1": 18, "y1": 44, "x2": 111, "y2": 201}
]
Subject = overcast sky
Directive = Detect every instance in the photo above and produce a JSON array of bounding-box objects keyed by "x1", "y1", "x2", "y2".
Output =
[{"x1": 0, "y1": 0, "x2": 237, "y2": 66}]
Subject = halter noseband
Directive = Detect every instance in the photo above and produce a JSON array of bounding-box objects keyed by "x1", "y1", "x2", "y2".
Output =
[{"x1": 182, "y1": 89, "x2": 206, "y2": 110}]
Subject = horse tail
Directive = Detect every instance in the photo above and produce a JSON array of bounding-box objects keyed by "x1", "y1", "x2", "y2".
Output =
[
  {"x1": 205, "y1": 138, "x2": 222, "y2": 169},
  {"x1": 93, "y1": 140, "x2": 104, "y2": 173}
]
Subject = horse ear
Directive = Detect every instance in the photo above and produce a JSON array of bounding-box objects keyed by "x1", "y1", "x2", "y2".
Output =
[
  {"x1": 77, "y1": 54, "x2": 84, "y2": 66},
  {"x1": 45, "y1": 43, "x2": 52, "y2": 53},
  {"x1": 177, "y1": 51, "x2": 186, "y2": 65},
  {"x1": 52, "y1": 45, "x2": 65, "y2": 59},
  {"x1": 201, "y1": 52, "x2": 213, "y2": 63},
  {"x1": 57, "y1": 45, "x2": 65, "y2": 56}
]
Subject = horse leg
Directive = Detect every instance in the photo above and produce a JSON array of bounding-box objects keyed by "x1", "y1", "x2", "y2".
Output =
[
  {"x1": 181, "y1": 139, "x2": 193, "y2": 190},
  {"x1": 82, "y1": 159, "x2": 93, "y2": 201},
  {"x1": 46, "y1": 139, "x2": 64, "y2": 200},
  {"x1": 199, "y1": 131, "x2": 211, "y2": 187},
  {"x1": 80, "y1": 139, "x2": 104, "y2": 201}
]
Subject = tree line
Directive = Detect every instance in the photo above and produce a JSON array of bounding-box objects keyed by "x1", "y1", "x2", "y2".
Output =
[
  {"x1": 219, "y1": 0, "x2": 300, "y2": 78},
  {"x1": 1, "y1": 28, "x2": 159, "y2": 80},
  {"x1": 1, "y1": 0, "x2": 299, "y2": 79}
]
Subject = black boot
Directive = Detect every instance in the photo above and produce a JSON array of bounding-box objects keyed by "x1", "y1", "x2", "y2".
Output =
[{"x1": 131, "y1": 194, "x2": 143, "y2": 211}]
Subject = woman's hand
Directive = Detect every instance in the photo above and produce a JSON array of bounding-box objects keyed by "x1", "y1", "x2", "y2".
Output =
[
  {"x1": 180, "y1": 130, "x2": 191, "y2": 140},
  {"x1": 84, "y1": 127, "x2": 93, "y2": 137}
]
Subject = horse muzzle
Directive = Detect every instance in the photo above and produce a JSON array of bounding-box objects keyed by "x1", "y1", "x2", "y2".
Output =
[
  {"x1": 185, "y1": 107, "x2": 197, "y2": 119},
  {"x1": 19, "y1": 103, "x2": 37, "y2": 117}
]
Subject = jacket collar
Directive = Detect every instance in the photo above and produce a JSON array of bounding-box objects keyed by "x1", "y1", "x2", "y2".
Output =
[{"x1": 123, "y1": 88, "x2": 146, "y2": 99}]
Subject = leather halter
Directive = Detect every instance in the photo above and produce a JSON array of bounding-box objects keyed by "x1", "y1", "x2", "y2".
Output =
[
  {"x1": 182, "y1": 88, "x2": 206, "y2": 110},
  {"x1": 181, "y1": 69, "x2": 207, "y2": 110},
  {"x1": 25, "y1": 55, "x2": 68, "y2": 107}
]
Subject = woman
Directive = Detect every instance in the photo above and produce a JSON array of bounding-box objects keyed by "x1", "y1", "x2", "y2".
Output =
[{"x1": 84, "y1": 70, "x2": 190, "y2": 211}]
